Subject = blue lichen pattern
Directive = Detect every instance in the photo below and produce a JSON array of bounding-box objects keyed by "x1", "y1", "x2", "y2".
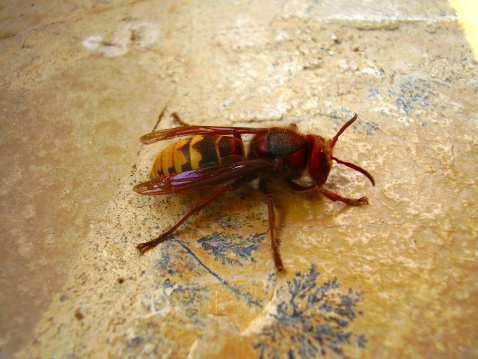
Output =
[{"x1": 255, "y1": 265, "x2": 366, "y2": 358}]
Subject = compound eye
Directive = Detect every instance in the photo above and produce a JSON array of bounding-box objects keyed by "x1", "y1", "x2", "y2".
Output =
[{"x1": 320, "y1": 150, "x2": 331, "y2": 177}]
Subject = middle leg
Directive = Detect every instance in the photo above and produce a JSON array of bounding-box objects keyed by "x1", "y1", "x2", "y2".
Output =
[{"x1": 259, "y1": 178, "x2": 284, "y2": 272}]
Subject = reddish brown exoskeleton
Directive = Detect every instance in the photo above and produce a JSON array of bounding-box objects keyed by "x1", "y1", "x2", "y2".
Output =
[{"x1": 134, "y1": 112, "x2": 375, "y2": 272}]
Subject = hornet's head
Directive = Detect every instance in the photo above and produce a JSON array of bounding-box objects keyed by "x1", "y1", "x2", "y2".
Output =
[{"x1": 307, "y1": 114, "x2": 375, "y2": 186}]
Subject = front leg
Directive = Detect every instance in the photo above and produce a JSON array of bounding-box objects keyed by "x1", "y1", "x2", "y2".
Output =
[{"x1": 288, "y1": 181, "x2": 369, "y2": 205}]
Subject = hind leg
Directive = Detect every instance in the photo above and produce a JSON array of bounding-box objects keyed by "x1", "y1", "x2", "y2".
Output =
[
  {"x1": 138, "y1": 181, "x2": 241, "y2": 253},
  {"x1": 171, "y1": 112, "x2": 191, "y2": 127}
]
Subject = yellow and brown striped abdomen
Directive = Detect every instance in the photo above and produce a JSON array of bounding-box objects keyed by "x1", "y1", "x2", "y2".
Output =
[{"x1": 150, "y1": 135, "x2": 245, "y2": 179}]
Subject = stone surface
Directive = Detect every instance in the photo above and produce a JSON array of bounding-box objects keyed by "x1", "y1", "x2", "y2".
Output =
[{"x1": 1, "y1": 0, "x2": 477, "y2": 358}]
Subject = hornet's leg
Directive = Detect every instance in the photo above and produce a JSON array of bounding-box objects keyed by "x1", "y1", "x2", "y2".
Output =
[
  {"x1": 259, "y1": 179, "x2": 284, "y2": 272},
  {"x1": 137, "y1": 181, "x2": 242, "y2": 253},
  {"x1": 170, "y1": 112, "x2": 191, "y2": 127},
  {"x1": 288, "y1": 181, "x2": 369, "y2": 205}
]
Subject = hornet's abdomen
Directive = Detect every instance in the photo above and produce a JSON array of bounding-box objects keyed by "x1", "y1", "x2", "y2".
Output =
[{"x1": 150, "y1": 135, "x2": 245, "y2": 178}]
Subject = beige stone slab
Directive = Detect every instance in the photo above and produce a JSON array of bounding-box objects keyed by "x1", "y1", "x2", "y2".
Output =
[
  {"x1": 15, "y1": 15, "x2": 478, "y2": 359},
  {"x1": 1, "y1": 0, "x2": 477, "y2": 358}
]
